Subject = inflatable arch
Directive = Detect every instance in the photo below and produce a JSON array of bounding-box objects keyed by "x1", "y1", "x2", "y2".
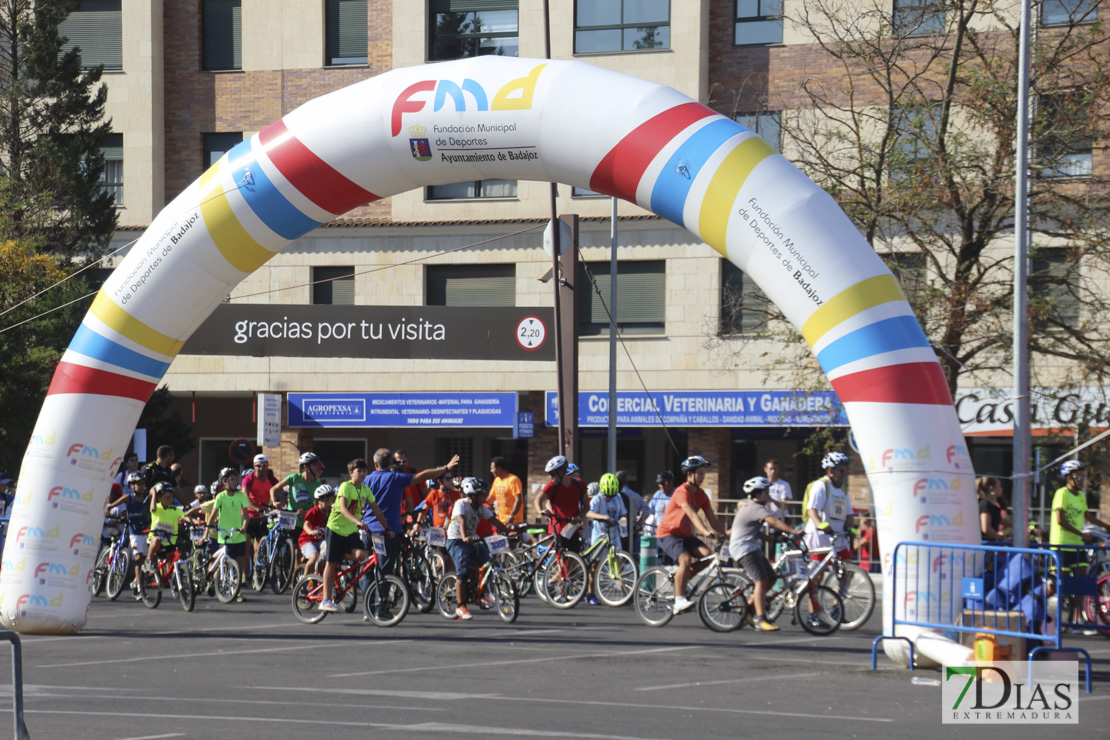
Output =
[{"x1": 2, "y1": 58, "x2": 979, "y2": 647}]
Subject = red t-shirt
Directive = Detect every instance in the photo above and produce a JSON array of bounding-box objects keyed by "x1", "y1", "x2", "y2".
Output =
[
  {"x1": 656, "y1": 483, "x2": 712, "y2": 539},
  {"x1": 241, "y1": 470, "x2": 277, "y2": 509},
  {"x1": 422, "y1": 489, "x2": 461, "y2": 529},
  {"x1": 299, "y1": 505, "x2": 327, "y2": 548},
  {"x1": 476, "y1": 504, "x2": 495, "y2": 537},
  {"x1": 542, "y1": 478, "x2": 587, "y2": 534}
]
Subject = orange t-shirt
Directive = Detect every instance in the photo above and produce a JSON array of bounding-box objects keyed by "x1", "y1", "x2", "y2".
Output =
[
  {"x1": 656, "y1": 483, "x2": 711, "y2": 539},
  {"x1": 489, "y1": 473, "x2": 523, "y2": 524},
  {"x1": 422, "y1": 489, "x2": 460, "y2": 529}
]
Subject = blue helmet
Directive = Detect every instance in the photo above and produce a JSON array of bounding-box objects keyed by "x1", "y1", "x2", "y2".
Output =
[{"x1": 1061, "y1": 460, "x2": 1085, "y2": 478}]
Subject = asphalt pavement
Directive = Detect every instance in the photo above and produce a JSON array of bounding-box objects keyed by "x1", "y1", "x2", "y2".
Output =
[{"x1": 0, "y1": 583, "x2": 1106, "y2": 739}]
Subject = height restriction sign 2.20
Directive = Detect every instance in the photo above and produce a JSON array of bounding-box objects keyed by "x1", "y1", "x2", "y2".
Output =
[{"x1": 516, "y1": 316, "x2": 546, "y2": 350}]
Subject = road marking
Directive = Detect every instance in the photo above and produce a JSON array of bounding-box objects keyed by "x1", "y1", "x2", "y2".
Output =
[
  {"x1": 0, "y1": 690, "x2": 440, "y2": 713},
  {"x1": 116, "y1": 734, "x2": 186, "y2": 740},
  {"x1": 326, "y1": 644, "x2": 696, "y2": 678},
  {"x1": 15, "y1": 710, "x2": 672, "y2": 739},
  {"x1": 21, "y1": 619, "x2": 297, "y2": 644},
  {"x1": 636, "y1": 671, "x2": 822, "y2": 691}
]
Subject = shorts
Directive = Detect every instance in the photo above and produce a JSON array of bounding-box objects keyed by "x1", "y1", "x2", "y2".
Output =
[
  {"x1": 222, "y1": 541, "x2": 247, "y2": 559},
  {"x1": 555, "y1": 532, "x2": 583, "y2": 554},
  {"x1": 446, "y1": 539, "x2": 489, "y2": 575},
  {"x1": 1054, "y1": 547, "x2": 1086, "y2": 574},
  {"x1": 325, "y1": 529, "x2": 363, "y2": 564},
  {"x1": 244, "y1": 517, "x2": 268, "y2": 539},
  {"x1": 810, "y1": 548, "x2": 853, "y2": 562},
  {"x1": 300, "y1": 541, "x2": 322, "y2": 559},
  {"x1": 129, "y1": 533, "x2": 149, "y2": 558},
  {"x1": 147, "y1": 531, "x2": 173, "y2": 549},
  {"x1": 739, "y1": 552, "x2": 776, "y2": 583},
  {"x1": 659, "y1": 535, "x2": 706, "y2": 562}
]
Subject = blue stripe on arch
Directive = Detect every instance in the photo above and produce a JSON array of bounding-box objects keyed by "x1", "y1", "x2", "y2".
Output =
[
  {"x1": 815, "y1": 315, "x2": 932, "y2": 374},
  {"x1": 69, "y1": 324, "x2": 171, "y2": 379},
  {"x1": 226, "y1": 140, "x2": 322, "y2": 241},
  {"x1": 649, "y1": 119, "x2": 746, "y2": 228}
]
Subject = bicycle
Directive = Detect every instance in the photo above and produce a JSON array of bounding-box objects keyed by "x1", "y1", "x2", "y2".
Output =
[
  {"x1": 396, "y1": 524, "x2": 441, "y2": 614},
  {"x1": 92, "y1": 516, "x2": 132, "y2": 600},
  {"x1": 249, "y1": 508, "x2": 298, "y2": 595},
  {"x1": 537, "y1": 516, "x2": 590, "y2": 609},
  {"x1": 203, "y1": 525, "x2": 244, "y2": 604},
  {"x1": 633, "y1": 538, "x2": 752, "y2": 628},
  {"x1": 755, "y1": 537, "x2": 845, "y2": 636},
  {"x1": 291, "y1": 546, "x2": 410, "y2": 627},
  {"x1": 580, "y1": 519, "x2": 638, "y2": 607},
  {"x1": 817, "y1": 552, "x2": 875, "y2": 630},
  {"x1": 435, "y1": 535, "x2": 519, "y2": 623},
  {"x1": 137, "y1": 521, "x2": 198, "y2": 612},
  {"x1": 492, "y1": 524, "x2": 556, "y2": 601}
]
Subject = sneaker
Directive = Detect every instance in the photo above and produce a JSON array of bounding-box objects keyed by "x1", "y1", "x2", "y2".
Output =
[
  {"x1": 586, "y1": 595, "x2": 601, "y2": 606},
  {"x1": 807, "y1": 612, "x2": 825, "y2": 629},
  {"x1": 318, "y1": 598, "x2": 339, "y2": 613},
  {"x1": 1079, "y1": 628, "x2": 1100, "y2": 637},
  {"x1": 131, "y1": 585, "x2": 141, "y2": 601},
  {"x1": 745, "y1": 612, "x2": 757, "y2": 628},
  {"x1": 235, "y1": 592, "x2": 244, "y2": 604},
  {"x1": 672, "y1": 595, "x2": 695, "y2": 614},
  {"x1": 456, "y1": 605, "x2": 473, "y2": 621},
  {"x1": 478, "y1": 597, "x2": 493, "y2": 611},
  {"x1": 755, "y1": 618, "x2": 780, "y2": 632}
]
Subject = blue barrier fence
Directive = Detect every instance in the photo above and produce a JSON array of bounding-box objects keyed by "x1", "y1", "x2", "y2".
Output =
[
  {"x1": 1030, "y1": 542, "x2": 1110, "y2": 635},
  {"x1": 872, "y1": 541, "x2": 1093, "y2": 692}
]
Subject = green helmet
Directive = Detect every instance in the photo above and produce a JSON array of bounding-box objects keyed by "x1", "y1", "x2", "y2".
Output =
[{"x1": 599, "y1": 473, "x2": 620, "y2": 497}]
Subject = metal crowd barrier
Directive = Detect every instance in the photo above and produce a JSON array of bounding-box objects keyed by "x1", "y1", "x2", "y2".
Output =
[
  {"x1": 0, "y1": 632, "x2": 30, "y2": 739},
  {"x1": 871, "y1": 541, "x2": 1093, "y2": 692},
  {"x1": 1029, "y1": 541, "x2": 1110, "y2": 635}
]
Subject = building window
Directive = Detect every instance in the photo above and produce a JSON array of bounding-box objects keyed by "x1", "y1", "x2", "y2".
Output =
[
  {"x1": 735, "y1": 111, "x2": 781, "y2": 151},
  {"x1": 720, "y1": 261, "x2": 769, "y2": 335},
  {"x1": 1041, "y1": 0, "x2": 1097, "y2": 25},
  {"x1": 892, "y1": 0, "x2": 946, "y2": 35},
  {"x1": 891, "y1": 104, "x2": 939, "y2": 178},
  {"x1": 429, "y1": 0, "x2": 519, "y2": 61},
  {"x1": 1039, "y1": 94, "x2": 1092, "y2": 178},
  {"x1": 734, "y1": 0, "x2": 782, "y2": 46},
  {"x1": 203, "y1": 0, "x2": 242, "y2": 71},
  {"x1": 578, "y1": 260, "x2": 666, "y2": 335},
  {"x1": 202, "y1": 132, "x2": 244, "y2": 168},
  {"x1": 575, "y1": 0, "x2": 670, "y2": 54},
  {"x1": 100, "y1": 133, "x2": 123, "y2": 205},
  {"x1": 426, "y1": 179, "x2": 517, "y2": 200},
  {"x1": 426, "y1": 264, "x2": 516, "y2": 307},
  {"x1": 313, "y1": 266, "x2": 356, "y2": 305},
  {"x1": 312, "y1": 439, "x2": 367, "y2": 481},
  {"x1": 572, "y1": 186, "x2": 605, "y2": 198},
  {"x1": 325, "y1": 0, "x2": 368, "y2": 65},
  {"x1": 59, "y1": 0, "x2": 123, "y2": 70},
  {"x1": 1030, "y1": 250, "x2": 1080, "y2": 330},
  {"x1": 879, "y1": 252, "x2": 926, "y2": 307}
]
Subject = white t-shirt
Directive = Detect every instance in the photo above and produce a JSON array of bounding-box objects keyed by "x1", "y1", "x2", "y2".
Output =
[
  {"x1": 446, "y1": 498, "x2": 494, "y2": 541},
  {"x1": 766, "y1": 479, "x2": 793, "y2": 518},
  {"x1": 803, "y1": 478, "x2": 850, "y2": 551}
]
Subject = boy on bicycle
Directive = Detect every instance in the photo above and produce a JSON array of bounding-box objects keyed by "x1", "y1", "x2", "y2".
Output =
[
  {"x1": 106, "y1": 469, "x2": 153, "y2": 600},
  {"x1": 446, "y1": 476, "x2": 511, "y2": 620},
  {"x1": 729, "y1": 477, "x2": 802, "y2": 631},
  {"x1": 584, "y1": 473, "x2": 628, "y2": 605},
  {"x1": 319, "y1": 458, "x2": 392, "y2": 613},
  {"x1": 299, "y1": 484, "x2": 335, "y2": 581},
  {"x1": 206, "y1": 467, "x2": 260, "y2": 601},
  {"x1": 147, "y1": 483, "x2": 205, "y2": 564},
  {"x1": 656, "y1": 456, "x2": 726, "y2": 614}
]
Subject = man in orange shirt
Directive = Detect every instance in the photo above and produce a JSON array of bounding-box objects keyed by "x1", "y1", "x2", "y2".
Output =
[
  {"x1": 488, "y1": 457, "x2": 523, "y2": 525},
  {"x1": 656, "y1": 455, "x2": 726, "y2": 614},
  {"x1": 417, "y1": 472, "x2": 462, "y2": 529}
]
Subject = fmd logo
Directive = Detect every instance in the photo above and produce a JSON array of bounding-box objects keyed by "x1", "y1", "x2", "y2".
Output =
[
  {"x1": 34, "y1": 562, "x2": 78, "y2": 581},
  {"x1": 70, "y1": 533, "x2": 95, "y2": 548},
  {"x1": 16, "y1": 592, "x2": 63, "y2": 614},
  {"x1": 880, "y1": 444, "x2": 931, "y2": 468},
  {"x1": 15, "y1": 523, "x2": 60, "y2": 544},
  {"x1": 916, "y1": 514, "x2": 952, "y2": 532},
  {"x1": 913, "y1": 476, "x2": 963, "y2": 502},
  {"x1": 1, "y1": 558, "x2": 25, "y2": 572},
  {"x1": 29, "y1": 432, "x2": 56, "y2": 447},
  {"x1": 946, "y1": 444, "x2": 968, "y2": 465},
  {"x1": 391, "y1": 64, "x2": 547, "y2": 136},
  {"x1": 66, "y1": 443, "x2": 113, "y2": 461},
  {"x1": 48, "y1": 486, "x2": 94, "y2": 503}
]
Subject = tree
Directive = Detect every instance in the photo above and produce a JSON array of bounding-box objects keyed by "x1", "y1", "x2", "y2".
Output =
[
  {"x1": 706, "y1": 0, "x2": 1110, "y2": 399},
  {"x1": 0, "y1": 0, "x2": 117, "y2": 257},
  {"x1": 0, "y1": 240, "x2": 93, "y2": 477}
]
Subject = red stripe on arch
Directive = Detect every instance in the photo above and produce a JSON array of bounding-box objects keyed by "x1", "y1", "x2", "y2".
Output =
[
  {"x1": 589, "y1": 102, "x2": 717, "y2": 203},
  {"x1": 830, "y1": 362, "x2": 953, "y2": 406},
  {"x1": 47, "y1": 362, "x2": 157, "y2": 402},
  {"x1": 258, "y1": 120, "x2": 379, "y2": 216}
]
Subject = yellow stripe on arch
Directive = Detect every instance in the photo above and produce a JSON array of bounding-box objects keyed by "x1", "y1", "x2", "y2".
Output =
[
  {"x1": 801, "y1": 274, "x2": 907, "y2": 348},
  {"x1": 198, "y1": 159, "x2": 279, "y2": 274},
  {"x1": 696, "y1": 136, "x2": 776, "y2": 255},
  {"x1": 90, "y1": 291, "x2": 184, "y2": 358}
]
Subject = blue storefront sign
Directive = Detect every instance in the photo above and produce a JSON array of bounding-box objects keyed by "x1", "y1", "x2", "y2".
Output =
[
  {"x1": 544, "y1": 390, "x2": 847, "y2": 428},
  {"x1": 515, "y1": 412, "x2": 534, "y2": 439},
  {"x1": 289, "y1": 393, "x2": 517, "y2": 428}
]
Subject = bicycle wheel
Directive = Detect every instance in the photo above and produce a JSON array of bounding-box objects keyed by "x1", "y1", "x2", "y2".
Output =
[
  {"x1": 408, "y1": 556, "x2": 437, "y2": 614},
  {"x1": 436, "y1": 574, "x2": 459, "y2": 619},
  {"x1": 251, "y1": 554, "x2": 268, "y2": 592},
  {"x1": 593, "y1": 549, "x2": 638, "y2": 607},
  {"x1": 337, "y1": 570, "x2": 358, "y2": 613},
  {"x1": 139, "y1": 568, "x2": 162, "y2": 609},
  {"x1": 176, "y1": 562, "x2": 195, "y2": 612},
  {"x1": 532, "y1": 569, "x2": 549, "y2": 604},
  {"x1": 821, "y1": 562, "x2": 875, "y2": 631},
  {"x1": 633, "y1": 567, "x2": 675, "y2": 627},
  {"x1": 1082, "y1": 574, "x2": 1110, "y2": 637},
  {"x1": 214, "y1": 557, "x2": 241, "y2": 604},
  {"x1": 91, "y1": 547, "x2": 110, "y2": 596},
  {"x1": 189, "y1": 552, "x2": 207, "y2": 596},
  {"x1": 292, "y1": 574, "x2": 326, "y2": 624},
  {"x1": 699, "y1": 580, "x2": 752, "y2": 633},
  {"x1": 429, "y1": 549, "x2": 448, "y2": 579},
  {"x1": 795, "y1": 584, "x2": 844, "y2": 636},
  {"x1": 363, "y1": 575, "x2": 410, "y2": 627},
  {"x1": 270, "y1": 538, "x2": 296, "y2": 595},
  {"x1": 542, "y1": 550, "x2": 588, "y2": 609},
  {"x1": 490, "y1": 571, "x2": 519, "y2": 624},
  {"x1": 105, "y1": 548, "x2": 130, "y2": 601}
]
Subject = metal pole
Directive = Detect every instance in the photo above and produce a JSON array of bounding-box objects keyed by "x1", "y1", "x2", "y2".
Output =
[
  {"x1": 1, "y1": 632, "x2": 30, "y2": 739},
  {"x1": 1012, "y1": 0, "x2": 1032, "y2": 549},
  {"x1": 542, "y1": 0, "x2": 566, "y2": 456},
  {"x1": 608, "y1": 197, "x2": 618, "y2": 472}
]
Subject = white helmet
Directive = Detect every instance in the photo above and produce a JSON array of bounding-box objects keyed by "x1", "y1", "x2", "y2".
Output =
[
  {"x1": 1060, "y1": 460, "x2": 1085, "y2": 478},
  {"x1": 298, "y1": 452, "x2": 320, "y2": 467},
  {"x1": 742, "y1": 476, "x2": 772, "y2": 497},
  {"x1": 821, "y1": 451, "x2": 850, "y2": 470},
  {"x1": 460, "y1": 477, "x2": 487, "y2": 496},
  {"x1": 544, "y1": 455, "x2": 568, "y2": 475},
  {"x1": 314, "y1": 484, "x2": 335, "y2": 499},
  {"x1": 193, "y1": 484, "x2": 209, "y2": 495}
]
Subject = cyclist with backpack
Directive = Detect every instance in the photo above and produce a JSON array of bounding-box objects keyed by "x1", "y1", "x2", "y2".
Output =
[{"x1": 803, "y1": 452, "x2": 853, "y2": 560}]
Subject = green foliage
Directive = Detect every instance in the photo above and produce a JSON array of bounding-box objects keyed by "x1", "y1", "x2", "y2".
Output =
[{"x1": 0, "y1": 0, "x2": 117, "y2": 257}]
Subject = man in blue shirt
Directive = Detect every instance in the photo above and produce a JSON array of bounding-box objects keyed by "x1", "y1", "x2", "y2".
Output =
[{"x1": 362, "y1": 448, "x2": 458, "y2": 575}]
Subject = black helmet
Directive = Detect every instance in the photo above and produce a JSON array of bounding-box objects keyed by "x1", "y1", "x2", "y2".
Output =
[
  {"x1": 680, "y1": 456, "x2": 710, "y2": 473},
  {"x1": 656, "y1": 470, "x2": 674, "y2": 484}
]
